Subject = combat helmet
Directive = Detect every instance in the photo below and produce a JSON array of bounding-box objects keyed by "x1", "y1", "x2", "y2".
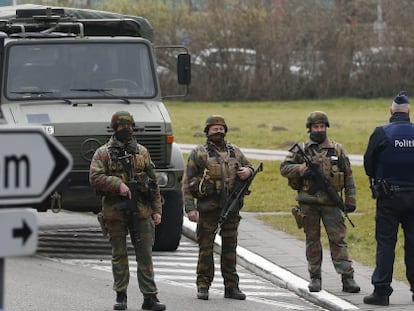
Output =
[
  {"x1": 110, "y1": 111, "x2": 135, "y2": 130},
  {"x1": 306, "y1": 111, "x2": 330, "y2": 130},
  {"x1": 203, "y1": 115, "x2": 228, "y2": 134}
]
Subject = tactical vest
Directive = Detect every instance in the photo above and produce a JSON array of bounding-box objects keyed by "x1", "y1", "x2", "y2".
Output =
[
  {"x1": 302, "y1": 142, "x2": 345, "y2": 192},
  {"x1": 375, "y1": 122, "x2": 414, "y2": 185},
  {"x1": 106, "y1": 145, "x2": 148, "y2": 191},
  {"x1": 204, "y1": 143, "x2": 239, "y2": 197}
]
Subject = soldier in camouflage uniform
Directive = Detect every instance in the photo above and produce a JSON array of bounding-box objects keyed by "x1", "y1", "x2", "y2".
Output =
[
  {"x1": 280, "y1": 111, "x2": 360, "y2": 293},
  {"x1": 89, "y1": 111, "x2": 166, "y2": 311},
  {"x1": 183, "y1": 115, "x2": 253, "y2": 301}
]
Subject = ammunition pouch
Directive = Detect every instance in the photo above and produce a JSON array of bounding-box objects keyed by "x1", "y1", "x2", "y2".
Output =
[
  {"x1": 329, "y1": 171, "x2": 344, "y2": 192},
  {"x1": 97, "y1": 212, "x2": 108, "y2": 237},
  {"x1": 208, "y1": 163, "x2": 221, "y2": 179},
  {"x1": 291, "y1": 206, "x2": 305, "y2": 229}
]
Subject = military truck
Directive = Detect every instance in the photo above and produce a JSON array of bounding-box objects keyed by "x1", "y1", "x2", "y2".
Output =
[{"x1": 0, "y1": 4, "x2": 191, "y2": 251}]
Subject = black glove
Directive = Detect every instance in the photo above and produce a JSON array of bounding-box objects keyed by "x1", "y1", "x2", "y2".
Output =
[{"x1": 344, "y1": 204, "x2": 356, "y2": 213}]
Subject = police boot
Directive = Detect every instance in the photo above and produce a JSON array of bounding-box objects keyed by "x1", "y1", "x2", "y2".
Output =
[
  {"x1": 308, "y1": 278, "x2": 321, "y2": 292},
  {"x1": 142, "y1": 294, "x2": 166, "y2": 311},
  {"x1": 363, "y1": 292, "x2": 389, "y2": 306},
  {"x1": 113, "y1": 291, "x2": 127, "y2": 310},
  {"x1": 224, "y1": 287, "x2": 246, "y2": 300},
  {"x1": 342, "y1": 274, "x2": 360, "y2": 293}
]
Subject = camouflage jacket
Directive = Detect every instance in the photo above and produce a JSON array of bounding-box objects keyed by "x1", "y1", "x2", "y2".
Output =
[
  {"x1": 89, "y1": 136, "x2": 162, "y2": 220},
  {"x1": 183, "y1": 140, "x2": 253, "y2": 213},
  {"x1": 280, "y1": 139, "x2": 356, "y2": 207}
]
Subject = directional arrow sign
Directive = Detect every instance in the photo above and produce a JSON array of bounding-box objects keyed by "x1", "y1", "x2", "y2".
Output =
[
  {"x1": 0, "y1": 126, "x2": 73, "y2": 205},
  {"x1": 0, "y1": 208, "x2": 38, "y2": 257}
]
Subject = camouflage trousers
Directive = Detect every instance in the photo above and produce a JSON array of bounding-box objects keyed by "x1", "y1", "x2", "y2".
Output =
[
  {"x1": 300, "y1": 203, "x2": 354, "y2": 278},
  {"x1": 107, "y1": 215, "x2": 157, "y2": 295},
  {"x1": 196, "y1": 208, "x2": 241, "y2": 289}
]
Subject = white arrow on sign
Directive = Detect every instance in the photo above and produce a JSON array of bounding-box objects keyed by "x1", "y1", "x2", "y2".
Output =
[
  {"x1": 0, "y1": 208, "x2": 38, "y2": 257},
  {"x1": 0, "y1": 126, "x2": 73, "y2": 205}
]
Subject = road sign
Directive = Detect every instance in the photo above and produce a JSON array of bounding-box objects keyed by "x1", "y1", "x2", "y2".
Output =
[
  {"x1": 0, "y1": 208, "x2": 38, "y2": 257},
  {"x1": 0, "y1": 126, "x2": 72, "y2": 205}
]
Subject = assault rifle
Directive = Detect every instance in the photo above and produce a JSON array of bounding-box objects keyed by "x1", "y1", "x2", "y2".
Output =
[
  {"x1": 215, "y1": 162, "x2": 263, "y2": 234},
  {"x1": 289, "y1": 143, "x2": 355, "y2": 227},
  {"x1": 119, "y1": 151, "x2": 140, "y2": 245}
]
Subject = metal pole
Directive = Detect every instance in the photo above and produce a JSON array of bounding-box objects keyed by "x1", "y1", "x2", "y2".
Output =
[{"x1": 0, "y1": 258, "x2": 4, "y2": 311}]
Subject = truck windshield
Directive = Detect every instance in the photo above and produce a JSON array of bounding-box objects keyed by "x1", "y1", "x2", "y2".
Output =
[{"x1": 5, "y1": 42, "x2": 156, "y2": 100}]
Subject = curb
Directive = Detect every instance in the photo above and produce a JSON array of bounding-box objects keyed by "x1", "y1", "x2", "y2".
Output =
[{"x1": 182, "y1": 216, "x2": 359, "y2": 311}]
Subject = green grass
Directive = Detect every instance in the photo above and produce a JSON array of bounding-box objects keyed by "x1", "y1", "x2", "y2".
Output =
[
  {"x1": 167, "y1": 99, "x2": 407, "y2": 283},
  {"x1": 166, "y1": 99, "x2": 391, "y2": 154}
]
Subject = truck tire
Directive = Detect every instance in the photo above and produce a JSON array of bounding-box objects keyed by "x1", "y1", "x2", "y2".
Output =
[{"x1": 153, "y1": 189, "x2": 183, "y2": 251}]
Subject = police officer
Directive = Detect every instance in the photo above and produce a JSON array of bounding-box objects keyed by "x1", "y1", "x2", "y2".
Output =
[
  {"x1": 89, "y1": 111, "x2": 166, "y2": 311},
  {"x1": 280, "y1": 111, "x2": 360, "y2": 293},
  {"x1": 363, "y1": 91, "x2": 414, "y2": 306},
  {"x1": 183, "y1": 115, "x2": 253, "y2": 301}
]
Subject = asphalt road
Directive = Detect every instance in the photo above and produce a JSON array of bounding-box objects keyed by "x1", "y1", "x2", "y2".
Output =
[{"x1": 4, "y1": 210, "x2": 327, "y2": 311}]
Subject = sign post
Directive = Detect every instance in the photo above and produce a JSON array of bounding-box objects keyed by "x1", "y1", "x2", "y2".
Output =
[
  {"x1": 0, "y1": 258, "x2": 3, "y2": 311},
  {"x1": 0, "y1": 126, "x2": 72, "y2": 310}
]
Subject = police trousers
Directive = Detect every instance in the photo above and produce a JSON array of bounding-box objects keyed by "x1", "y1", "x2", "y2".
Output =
[
  {"x1": 300, "y1": 203, "x2": 354, "y2": 278},
  {"x1": 107, "y1": 216, "x2": 157, "y2": 295},
  {"x1": 372, "y1": 191, "x2": 414, "y2": 296},
  {"x1": 196, "y1": 208, "x2": 241, "y2": 289}
]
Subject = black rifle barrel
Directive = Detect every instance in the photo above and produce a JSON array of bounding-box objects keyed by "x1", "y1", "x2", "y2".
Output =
[
  {"x1": 126, "y1": 179, "x2": 140, "y2": 245},
  {"x1": 215, "y1": 162, "x2": 263, "y2": 234}
]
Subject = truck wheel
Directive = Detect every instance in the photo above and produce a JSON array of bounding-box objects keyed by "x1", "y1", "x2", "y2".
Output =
[{"x1": 153, "y1": 190, "x2": 183, "y2": 251}]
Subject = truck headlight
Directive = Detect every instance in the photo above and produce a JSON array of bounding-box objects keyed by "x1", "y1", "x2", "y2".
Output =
[{"x1": 155, "y1": 172, "x2": 168, "y2": 187}]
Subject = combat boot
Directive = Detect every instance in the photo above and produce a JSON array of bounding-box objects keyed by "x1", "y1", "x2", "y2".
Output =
[
  {"x1": 224, "y1": 287, "x2": 246, "y2": 300},
  {"x1": 308, "y1": 278, "x2": 321, "y2": 292},
  {"x1": 142, "y1": 294, "x2": 166, "y2": 311},
  {"x1": 342, "y1": 274, "x2": 360, "y2": 293},
  {"x1": 197, "y1": 288, "x2": 209, "y2": 300},
  {"x1": 113, "y1": 291, "x2": 127, "y2": 310},
  {"x1": 363, "y1": 292, "x2": 389, "y2": 306}
]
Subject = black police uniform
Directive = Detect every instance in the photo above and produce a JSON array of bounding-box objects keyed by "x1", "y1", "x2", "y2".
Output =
[{"x1": 364, "y1": 111, "x2": 414, "y2": 297}]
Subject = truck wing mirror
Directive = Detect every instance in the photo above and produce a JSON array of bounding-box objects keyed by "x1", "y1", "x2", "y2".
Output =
[{"x1": 177, "y1": 53, "x2": 191, "y2": 85}]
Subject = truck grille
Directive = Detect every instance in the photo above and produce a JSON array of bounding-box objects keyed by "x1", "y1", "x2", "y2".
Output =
[{"x1": 57, "y1": 134, "x2": 166, "y2": 170}]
